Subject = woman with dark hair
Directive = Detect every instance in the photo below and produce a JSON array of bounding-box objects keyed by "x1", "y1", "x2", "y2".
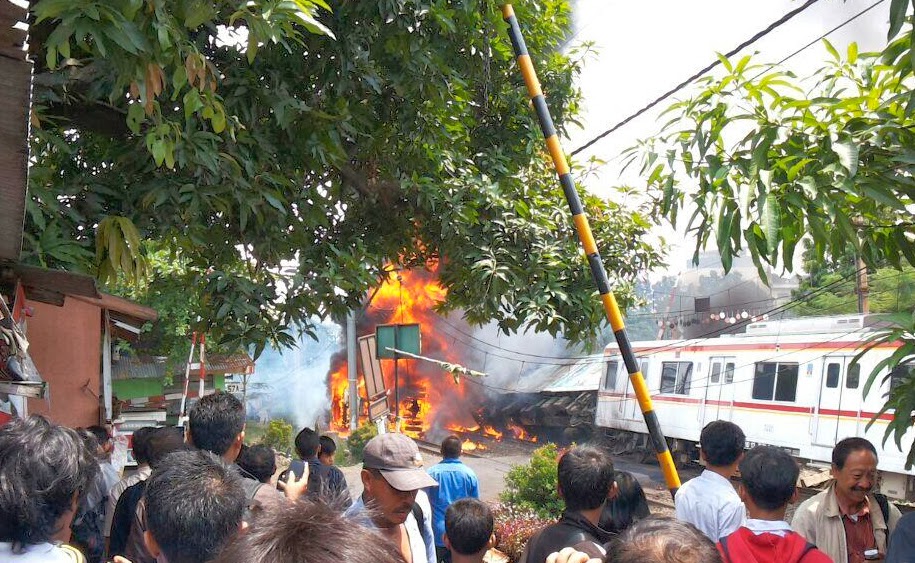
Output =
[
  {"x1": 599, "y1": 471, "x2": 651, "y2": 534},
  {"x1": 0, "y1": 415, "x2": 99, "y2": 561}
]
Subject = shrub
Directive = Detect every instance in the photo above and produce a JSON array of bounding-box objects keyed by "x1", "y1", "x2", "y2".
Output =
[
  {"x1": 492, "y1": 503, "x2": 554, "y2": 562},
  {"x1": 347, "y1": 423, "x2": 378, "y2": 462},
  {"x1": 262, "y1": 419, "x2": 294, "y2": 455},
  {"x1": 499, "y1": 442, "x2": 563, "y2": 519}
]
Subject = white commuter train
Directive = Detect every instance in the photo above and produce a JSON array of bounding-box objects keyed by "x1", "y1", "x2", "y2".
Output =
[{"x1": 596, "y1": 314, "x2": 915, "y2": 501}]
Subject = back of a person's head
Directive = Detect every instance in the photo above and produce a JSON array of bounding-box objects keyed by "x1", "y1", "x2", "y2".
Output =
[
  {"x1": 600, "y1": 470, "x2": 650, "y2": 533},
  {"x1": 445, "y1": 498, "x2": 493, "y2": 556},
  {"x1": 237, "y1": 444, "x2": 276, "y2": 483},
  {"x1": 77, "y1": 427, "x2": 101, "y2": 458},
  {"x1": 146, "y1": 426, "x2": 190, "y2": 469},
  {"x1": 131, "y1": 426, "x2": 155, "y2": 466},
  {"x1": 188, "y1": 391, "x2": 245, "y2": 456},
  {"x1": 86, "y1": 424, "x2": 111, "y2": 447},
  {"x1": 558, "y1": 445, "x2": 615, "y2": 512},
  {"x1": 832, "y1": 437, "x2": 878, "y2": 468},
  {"x1": 145, "y1": 449, "x2": 246, "y2": 563},
  {"x1": 441, "y1": 435, "x2": 462, "y2": 459},
  {"x1": 610, "y1": 516, "x2": 722, "y2": 563},
  {"x1": 319, "y1": 435, "x2": 337, "y2": 456},
  {"x1": 213, "y1": 499, "x2": 406, "y2": 563},
  {"x1": 699, "y1": 420, "x2": 745, "y2": 467},
  {"x1": 294, "y1": 427, "x2": 320, "y2": 459},
  {"x1": 740, "y1": 445, "x2": 799, "y2": 511},
  {"x1": 0, "y1": 415, "x2": 98, "y2": 548}
]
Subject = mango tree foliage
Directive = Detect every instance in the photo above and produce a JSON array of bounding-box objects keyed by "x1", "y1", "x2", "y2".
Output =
[
  {"x1": 632, "y1": 30, "x2": 915, "y2": 465},
  {"x1": 25, "y1": 0, "x2": 663, "y2": 355},
  {"x1": 628, "y1": 39, "x2": 915, "y2": 281}
]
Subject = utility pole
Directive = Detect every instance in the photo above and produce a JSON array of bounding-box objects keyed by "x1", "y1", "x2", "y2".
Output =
[{"x1": 346, "y1": 310, "x2": 358, "y2": 431}]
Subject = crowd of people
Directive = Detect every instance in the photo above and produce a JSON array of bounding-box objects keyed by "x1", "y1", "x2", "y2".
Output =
[{"x1": 1, "y1": 396, "x2": 914, "y2": 563}]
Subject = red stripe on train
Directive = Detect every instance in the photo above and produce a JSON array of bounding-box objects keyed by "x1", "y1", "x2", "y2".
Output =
[{"x1": 598, "y1": 391, "x2": 895, "y2": 421}]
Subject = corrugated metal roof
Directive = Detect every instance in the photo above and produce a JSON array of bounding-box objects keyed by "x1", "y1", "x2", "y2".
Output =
[
  {"x1": 112, "y1": 353, "x2": 255, "y2": 380},
  {"x1": 542, "y1": 357, "x2": 604, "y2": 393}
]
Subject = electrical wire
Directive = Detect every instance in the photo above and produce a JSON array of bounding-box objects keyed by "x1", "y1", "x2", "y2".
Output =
[{"x1": 570, "y1": 0, "x2": 882, "y2": 157}]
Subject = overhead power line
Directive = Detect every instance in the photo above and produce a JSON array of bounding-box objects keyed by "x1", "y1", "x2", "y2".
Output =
[{"x1": 571, "y1": 0, "x2": 850, "y2": 157}]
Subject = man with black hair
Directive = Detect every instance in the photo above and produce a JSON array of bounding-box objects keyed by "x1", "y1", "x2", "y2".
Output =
[
  {"x1": 427, "y1": 435, "x2": 480, "y2": 562},
  {"x1": 236, "y1": 444, "x2": 277, "y2": 484},
  {"x1": 0, "y1": 415, "x2": 98, "y2": 562},
  {"x1": 319, "y1": 434, "x2": 338, "y2": 466},
  {"x1": 443, "y1": 498, "x2": 494, "y2": 563},
  {"x1": 105, "y1": 427, "x2": 155, "y2": 546},
  {"x1": 188, "y1": 392, "x2": 306, "y2": 510},
  {"x1": 717, "y1": 446, "x2": 830, "y2": 562},
  {"x1": 116, "y1": 427, "x2": 189, "y2": 563},
  {"x1": 792, "y1": 437, "x2": 901, "y2": 563},
  {"x1": 284, "y1": 426, "x2": 351, "y2": 506},
  {"x1": 675, "y1": 420, "x2": 746, "y2": 541},
  {"x1": 522, "y1": 445, "x2": 616, "y2": 563},
  {"x1": 143, "y1": 450, "x2": 246, "y2": 563}
]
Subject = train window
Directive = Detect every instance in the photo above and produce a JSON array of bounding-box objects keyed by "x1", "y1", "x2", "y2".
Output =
[
  {"x1": 660, "y1": 361, "x2": 693, "y2": 395},
  {"x1": 724, "y1": 362, "x2": 735, "y2": 384},
  {"x1": 710, "y1": 363, "x2": 721, "y2": 384},
  {"x1": 846, "y1": 364, "x2": 860, "y2": 389},
  {"x1": 603, "y1": 360, "x2": 619, "y2": 390},
  {"x1": 825, "y1": 363, "x2": 840, "y2": 388},
  {"x1": 752, "y1": 362, "x2": 799, "y2": 402}
]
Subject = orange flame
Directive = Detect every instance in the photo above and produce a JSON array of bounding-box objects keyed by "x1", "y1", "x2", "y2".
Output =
[
  {"x1": 507, "y1": 422, "x2": 537, "y2": 442},
  {"x1": 328, "y1": 267, "x2": 483, "y2": 438}
]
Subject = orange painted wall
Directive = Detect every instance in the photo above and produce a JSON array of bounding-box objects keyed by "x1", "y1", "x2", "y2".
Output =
[{"x1": 25, "y1": 298, "x2": 102, "y2": 428}]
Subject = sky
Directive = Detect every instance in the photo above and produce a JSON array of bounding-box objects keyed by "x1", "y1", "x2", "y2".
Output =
[{"x1": 563, "y1": 0, "x2": 889, "y2": 273}]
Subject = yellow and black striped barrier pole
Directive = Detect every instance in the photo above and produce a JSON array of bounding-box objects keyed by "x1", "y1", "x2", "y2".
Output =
[{"x1": 501, "y1": 4, "x2": 681, "y2": 498}]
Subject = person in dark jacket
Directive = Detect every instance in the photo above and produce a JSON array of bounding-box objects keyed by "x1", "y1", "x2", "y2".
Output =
[
  {"x1": 283, "y1": 427, "x2": 351, "y2": 508},
  {"x1": 886, "y1": 511, "x2": 915, "y2": 563},
  {"x1": 522, "y1": 445, "x2": 617, "y2": 563}
]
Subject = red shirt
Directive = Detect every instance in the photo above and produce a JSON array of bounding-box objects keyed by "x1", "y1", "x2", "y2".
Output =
[{"x1": 842, "y1": 504, "x2": 879, "y2": 563}]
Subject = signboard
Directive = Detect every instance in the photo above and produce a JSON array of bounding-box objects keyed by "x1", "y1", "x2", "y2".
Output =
[
  {"x1": 225, "y1": 382, "x2": 243, "y2": 394},
  {"x1": 375, "y1": 323, "x2": 421, "y2": 359},
  {"x1": 358, "y1": 335, "x2": 387, "y2": 399}
]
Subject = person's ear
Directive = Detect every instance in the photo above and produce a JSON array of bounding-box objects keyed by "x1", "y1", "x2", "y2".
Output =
[
  {"x1": 608, "y1": 481, "x2": 619, "y2": 501},
  {"x1": 557, "y1": 481, "x2": 565, "y2": 500},
  {"x1": 361, "y1": 469, "x2": 372, "y2": 491},
  {"x1": 144, "y1": 530, "x2": 162, "y2": 558},
  {"x1": 184, "y1": 426, "x2": 193, "y2": 447},
  {"x1": 699, "y1": 449, "x2": 708, "y2": 463},
  {"x1": 486, "y1": 533, "x2": 496, "y2": 549},
  {"x1": 443, "y1": 534, "x2": 451, "y2": 551},
  {"x1": 789, "y1": 486, "x2": 800, "y2": 505},
  {"x1": 737, "y1": 483, "x2": 749, "y2": 504}
]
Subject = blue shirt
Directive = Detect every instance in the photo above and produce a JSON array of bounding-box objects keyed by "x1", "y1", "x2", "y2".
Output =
[{"x1": 425, "y1": 458, "x2": 480, "y2": 547}]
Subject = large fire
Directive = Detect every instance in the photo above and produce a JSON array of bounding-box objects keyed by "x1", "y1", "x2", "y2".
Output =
[{"x1": 328, "y1": 267, "x2": 485, "y2": 439}]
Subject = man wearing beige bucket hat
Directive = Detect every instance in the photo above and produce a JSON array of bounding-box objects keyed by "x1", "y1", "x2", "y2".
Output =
[{"x1": 345, "y1": 432, "x2": 439, "y2": 563}]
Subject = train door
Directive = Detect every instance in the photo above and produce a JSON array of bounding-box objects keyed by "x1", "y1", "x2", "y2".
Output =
[
  {"x1": 620, "y1": 358, "x2": 649, "y2": 422},
  {"x1": 814, "y1": 356, "x2": 862, "y2": 446},
  {"x1": 703, "y1": 356, "x2": 736, "y2": 426}
]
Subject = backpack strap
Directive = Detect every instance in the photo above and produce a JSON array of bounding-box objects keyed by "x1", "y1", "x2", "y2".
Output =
[
  {"x1": 411, "y1": 502, "x2": 425, "y2": 530},
  {"x1": 874, "y1": 493, "x2": 890, "y2": 525}
]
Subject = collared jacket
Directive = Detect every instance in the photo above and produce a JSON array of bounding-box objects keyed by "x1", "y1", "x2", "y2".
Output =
[
  {"x1": 791, "y1": 484, "x2": 902, "y2": 563},
  {"x1": 521, "y1": 511, "x2": 613, "y2": 563},
  {"x1": 426, "y1": 457, "x2": 480, "y2": 547}
]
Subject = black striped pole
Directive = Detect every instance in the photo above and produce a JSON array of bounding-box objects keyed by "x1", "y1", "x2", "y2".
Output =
[{"x1": 501, "y1": 4, "x2": 681, "y2": 497}]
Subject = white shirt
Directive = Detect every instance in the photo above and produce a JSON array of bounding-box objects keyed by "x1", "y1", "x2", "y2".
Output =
[
  {"x1": 0, "y1": 542, "x2": 82, "y2": 562},
  {"x1": 675, "y1": 469, "x2": 746, "y2": 541},
  {"x1": 104, "y1": 465, "x2": 152, "y2": 536},
  {"x1": 745, "y1": 519, "x2": 792, "y2": 537},
  {"x1": 345, "y1": 496, "x2": 429, "y2": 563}
]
